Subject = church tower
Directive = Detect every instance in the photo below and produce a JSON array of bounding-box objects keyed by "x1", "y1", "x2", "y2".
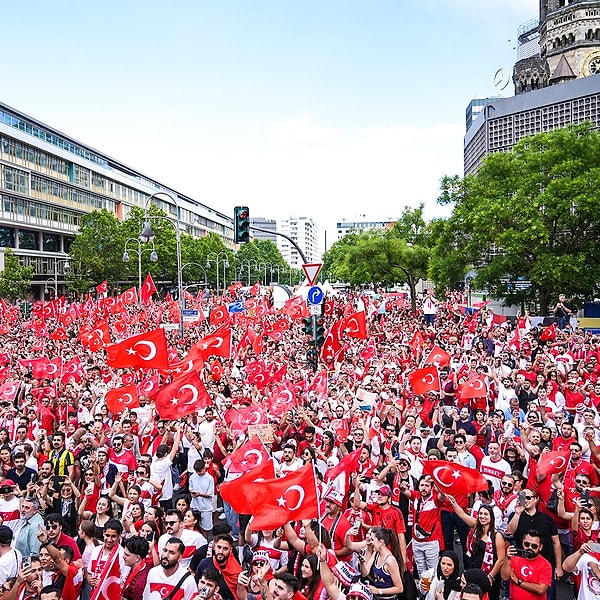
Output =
[{"x1": 514, "y1": 0, "x2": 600, "y2": 94}]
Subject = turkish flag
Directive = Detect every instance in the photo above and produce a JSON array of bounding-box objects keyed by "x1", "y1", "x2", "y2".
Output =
[
  {"x1": 250, "y1": 282, "x2": 261, "y2": 296},
  {"x1": 424, "y1": 345, "x2": 451, "y2": 368},
  {"x1": 321, "y1": 320, "x2": 342, "y2": 365},
  {"x1": 220, "y1": 459, "x2": 276, "y2": 515},
  {"x1": 225, "y1": 404, "x2": 268, "y2": 433},
  {"x1": 340, "y1": 311, "x2": 367, "y2": 339},
  {"x1": 154, "y1": 370, "x2": 211, "y2": 421},
  {"x1": 408, "y1": 365, "x2": 440, "y2": 395},
  {"x1": 136, "y1": 374, "x2": 160, "y2": 398},
  {"x1": 540, "y1": 323, "x2": 557, "y2": 342},
  {"x1": 330, "y1": 418, "x2": 349, "y2": 443},
  {"x1": 96, "y1": 280, "x2": 108, "y2": 295},
  {"x1": 507, "y1": 328, "x2": 521, "y2": 353},
  {"x1": 61, "y1": 357, "x2": 85, "y2": 385},
  {"x1": 308, "y1": 370, "x2": 328, "y2": 399},
  {"x1": 106, "y1": 328, "x2": 170, "y2": 370},
  {"x1": 246, "y1": 463, "x2": 319, "y2": 530},
  {"x1": 324, "y1": 298, "x2": 334, "y2": 316},
  {"x1": 458, "y1": 375, "x2": 487, "y2": 399},
  {"x1": 0, "y1": 381, "x2": 20, "y2": 402},
  {"x1": 120, "y1": 286, "x2": 138, "y2": 305},
  {"x1": 422, "y1": 459, "x2": 489, "y2": 495},
  {"x1": 31, "y1": 358, "x2": 62, "y2": 380},
  {"x1": 537, "y1": 450, "x2": 571, "y2": 476},
  {"x1": 140, "y1": 273, "x2": 157, "y2": 304},
  {"x1": 325, "y1": 448, "x2": 361, "y2": 482},
  {"x1": 50, "y1": 326, "x2": 68, "y2": 341},
  {"x1": 198, "y1": 327, "x2": 232, "y2": 361},
  {"x1": 245, "y1": 361, "x2": 271, "y2": 390},
  {"x1": 90, "y1": 545, "x2": 122, "y2": 600},
  {"x1": 266, "y1": 384, "x2": 297, "y2": 418},
  {"x1": 209, "y1": 304, "x2": 231, "y2": 327},
  {"x1": 105, "y1": 384, "x2": 139, "y2": 415},
  {"x1": 225, "y1": 435, "x2": 271, "y2": 474},
  {"x1": 169, "y1": 342, "x2": 205, "y2": 376},
  {"x1": 361, "y1": 338, "x2": 377, "y2": 364}
]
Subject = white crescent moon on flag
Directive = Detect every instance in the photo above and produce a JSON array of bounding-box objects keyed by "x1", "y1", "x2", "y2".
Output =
[
  {"x1": 244, "y1": 449, "x2": 263, "y2": 465},
  {"x1": 520, "y1": 566, "x2": 533, "y2": 578},
  {"x1": 250, "y1": 411, "x2": 262, "y2": 425},
  {"x1": 472, "y1": 380, "x2": 483, "y2": 390},
  {"x1": 144, "y1": 281, "x2": 152, "y2": 293},
  {"x1": 284, "y1": 485, "x2": 305, "y2": 510},
  {"x1": 278, "y1": 390, "x2": 293, "y2": 403},
  {"x1": 347, "y1": 318, "x2": 358, "y2": 331},
  {"x1": 423, "y1": 373, "x2": 435, "y2": 384},
  {"x1": 553, "y1": 456, "x2": 566, "y2": 469},
  {"x1": 45, "y1": 364, "x2": 58, "y2": 375},
  {"x1": 179, "y1": 384, "x2": 199, "y2": 405},
  {"x1": 432, "y1": 466, "x2": 454, "y2": 489},
  {"x1": 121, "y1": 393, "x2": 133, "y2": 405},
  {"x1": 133, "y1": 341, "x2": 157, "y2": 360},
  {"x1": 142, "y1": 380, "x2": 155, "y2": 393}
]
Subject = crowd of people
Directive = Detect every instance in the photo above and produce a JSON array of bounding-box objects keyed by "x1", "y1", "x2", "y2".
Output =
[{"x1": 0, "y1": 284, "x2": 597, "y2": 600}]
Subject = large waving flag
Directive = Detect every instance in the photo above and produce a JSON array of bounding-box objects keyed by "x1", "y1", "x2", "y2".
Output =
[
  {"x1": 106, "y1": 328, "x2": 169, "y2": 370},
  {"x1": 422, "y1": 459, "x2": 489, "y2": 495},
  {"x1": 220, "y1": 459, "x2": 276, "y2": 514},
  {"x1": 246, "y1": 463, "x2": 319, "y2": 530}
]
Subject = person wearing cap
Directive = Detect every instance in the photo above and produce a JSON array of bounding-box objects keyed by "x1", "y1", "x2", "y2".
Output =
[
  {"x1": 321, "y1": 490, "x2": 353, "y2": 563},
  {"x1": 277, "y1": 444, "x2": 302, "y2": 475},
  {"x1": 352, "y1": 480, "x2": 407, "y2": 565},
  {"x1": 0, "y1": 480, "x2": 20, "y2": 532},
  {"x1": 0, "y1": 525, "x2": 20, "y2": 587}
]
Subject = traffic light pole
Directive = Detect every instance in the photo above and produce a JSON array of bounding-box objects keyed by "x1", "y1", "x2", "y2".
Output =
[{"x1": 249, "y1": 225, "x2": 308, "y2": 264}]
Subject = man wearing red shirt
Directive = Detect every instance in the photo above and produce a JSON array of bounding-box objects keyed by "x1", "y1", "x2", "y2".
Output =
[
  {"x1": 501, "y1": 530, "x2": 552, "y2": 600},
  {"x1": 401, "y1": 476, "x2": 445, "y2": 577},
  {"x1": 552, "y1": 421, "x2": 576, "y2": 452},
  {"x1": 108, "y1": 435, "x2": 137, "y2": 483},
  {"x1": 320, "y1": 490, "x2": 352, "y2": 563},
  {"x1": 562, "y1": 379, "x2": 585, "y2": 416}
]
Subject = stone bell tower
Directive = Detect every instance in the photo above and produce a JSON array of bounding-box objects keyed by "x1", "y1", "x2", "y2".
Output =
[{"x1": 514, "y1": 0, "x2": 600, "y2": 94}]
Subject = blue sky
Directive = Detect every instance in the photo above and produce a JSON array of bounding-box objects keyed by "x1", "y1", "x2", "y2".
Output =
[{"x1": 1, "y1": 0, "x2": 537, "y2": 248}]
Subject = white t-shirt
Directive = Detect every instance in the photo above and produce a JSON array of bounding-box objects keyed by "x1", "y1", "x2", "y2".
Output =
[
  {"x1": 158, "y1": 529, "x2": 206, "y2": 569},
  {"x1": 143, "y1": 564, "x2": 197, "y2": 600},
  {"x1": 0, "y1": 547, "x2": 21, "y2": 586},
  {"x1": 151, "y1": 456, "x2": 173, "y2": 501},
  {"x1": 189, "y1": 472, "x2": 214, "y2": 512},
  {"x1": 570, "y1": 552, "x2": 600, "y2": 600},
  {"x1": 479, "y1": 456, "x2": 512, "y2": 491}
]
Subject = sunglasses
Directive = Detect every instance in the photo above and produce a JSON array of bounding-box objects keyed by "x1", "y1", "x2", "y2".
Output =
[
  {"x1": 165, "y1": 521, "x2": 179, "y2": 526},
  {"x1": 46, "y1": 523, "x2": 60, "y2": 530},
  {"x1": 523, "y1": 495, "x2": 534, "y2": 501},
  {"x1": 522, "y1": 541, "x2": 539, "y2": 549},
  {"x1": 253, "y1": 561, "x2": 267, "y2": 567},
  {"x1": 136, "y1": 471, "x2": 147, "y2": 475},
  {"x1": 575, "y1": 479, "x2": 588, "y2": 484},
  {"x1": 501, "y1": 482, "x2": 513, "y2": 487}
]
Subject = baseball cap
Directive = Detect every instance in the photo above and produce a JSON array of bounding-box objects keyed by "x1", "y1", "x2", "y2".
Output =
[
  {"x1": 251, "y1": 550, "x2": 270, "y2": 564},
  {"x1": 348, "y1": 583, "x2": 373, "y2": 600},
  {"x1": 96, "y1": 447, "x2": 109, "y2": 455},
  {"x1": 376, "y1": 485, "x2": 391, "y2": 496},
  {"x1": 0, "y1": 480, "x2": 15, "y2": 489},
  {"x1": 324, "y1": 490, "x2": 345, "y2": 507}
]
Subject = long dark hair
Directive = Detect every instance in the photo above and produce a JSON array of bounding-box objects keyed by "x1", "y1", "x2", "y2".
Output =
[
  {"x1": 299, "y1": 553, "x2": 322, "y2": 600},
  {"x1": 370, "y1": 526, "x2": 405, "y2": 574}
]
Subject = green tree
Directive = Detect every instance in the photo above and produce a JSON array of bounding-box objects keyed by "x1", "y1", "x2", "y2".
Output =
[
  {"x1": 68, "y1": 209, "x2": 126, "y2": 294},
  {"x1": 234, "y1": 239, "x2": 287, "y2": 285},
  {"x1": 434, "y1": 122, "x2": 600, "y2": 313},
  {"x1": 0, "y1": 249, "x2": 34, "y2": 303}
]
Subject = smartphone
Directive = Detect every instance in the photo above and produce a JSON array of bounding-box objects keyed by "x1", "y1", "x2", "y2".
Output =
[
  {"x1": 145, "y1": 531, "x2": 154, "y2": 542},
  {"x1": 581, "y1": 490, "x2": 590, "y2": 504},
  {"x1": 22, "y1": 556, "x2": 31, "y2": 569},
  {"x1": 517, "y1": 491, "x2": 527, "y2": 507},
  {"x1": 589, "y1": 542, "x2": 600, "y2": 553}
]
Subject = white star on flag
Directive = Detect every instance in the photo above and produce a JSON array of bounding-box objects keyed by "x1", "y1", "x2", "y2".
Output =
[
  {"x1": 277, "y1": 495, "x2": 287, "y2": 507},
  {"x1": 126, "y1": 347, "x2": 137, "y2": 355}
]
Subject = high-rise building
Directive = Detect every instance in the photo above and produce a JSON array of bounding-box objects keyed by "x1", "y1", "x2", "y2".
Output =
[
  {"x1": 249, "y1": 217, "x2": 278, "y2": 245},
  {"x1": 0, "y1": 101, "x2": 234, "y2": 298},
  {"x1": 278, "y1": 216, "x2": 320, "y2": 268},
  {"x1": 465, "y1": 1, "x2": 600, "y2": 175},
  {"x1": 335, "y1": 217, "x2": 395, "y2": 242}
]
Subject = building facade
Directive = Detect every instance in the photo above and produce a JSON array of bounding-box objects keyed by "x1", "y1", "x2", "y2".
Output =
[
  {"x1": 249, "y1": 217, "x2": 278, "y2": 245},
  {"x1": 0, "y1": 101, "x2": 234, "y2": 298},
  {"x1": 465, "y1": 1, "x2": 600, "y2": 175},
  {"x1": 335, "y1": 217, "x2": 395, "y2": 242},
  {"x1": 278, "y1": 216, "x2": 320, "y2": 268}
]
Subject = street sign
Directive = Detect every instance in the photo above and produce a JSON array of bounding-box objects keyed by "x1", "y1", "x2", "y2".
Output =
[
  {"x1": 302, "y1": 263, "x2": 322, "y2": 286},
  {"x1": 307, "y1": 286, "x2": 323, "y2": 305},
  {"x1": 309, "y1": 303, "x2": 322, "y2": 315},
  {"x1": 182, "y1": 308, "x2": 200, "y2": 322}
]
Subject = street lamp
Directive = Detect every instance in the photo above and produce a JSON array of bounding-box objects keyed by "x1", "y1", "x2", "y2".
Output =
[
  {"x1": 465, "y1": 276, "x2": 473, "y2": 307},
  {"x1": 182, "y1": 262, "x2": 208, "y2": 288},
  {"x1": 257, "y1": 262, "x2": 274, "y2": 286},
  {"x1": 122, "y1": 238, "x2": 158, "y2": 290},
  {"x1": 206, "y1": 252, "x2": 230, "y2": 296},
  {"x1": 140, "y1": 192, "x2": 184, "y2": 337},
  {"x1": 239, "y1": 259, "x2": 258, "y2": 286},
  {"x1": 52, "y1": 258, "x2": 71, "y2": 297}
]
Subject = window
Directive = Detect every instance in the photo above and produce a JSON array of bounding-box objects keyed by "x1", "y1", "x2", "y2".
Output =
[
  {"x1": 0, "y1": 227, "x2": 15, "y2": 247},
  {"x1": 43, "y1": 234, "x2": 60, "y2": 252},
  {"x1": 18, "y1": 230, "x2": 39, "y2": 250}
]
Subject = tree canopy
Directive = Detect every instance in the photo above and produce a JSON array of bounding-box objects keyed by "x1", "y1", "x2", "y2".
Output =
[
  {"x1": 0, "y1": 249, "x2": 34, "y2": 303},
  {"x1": 432, "y1": 122, "x2": 600, "y2": 313}
]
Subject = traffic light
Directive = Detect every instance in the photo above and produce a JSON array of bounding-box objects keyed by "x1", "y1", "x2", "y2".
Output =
[
  {"x1": 302, "y1": 317, "x2": 313, "y2": 335},
  {"x1": 234, "y1": 206, "x2": 250, "y2": 244},
  {"x1": 315, "y1": 317, "x2": 325, "y2": 347}
]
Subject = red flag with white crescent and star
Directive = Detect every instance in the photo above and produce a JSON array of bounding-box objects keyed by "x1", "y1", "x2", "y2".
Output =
[
  {"x1": 198, "y1": 327, "x2": 232, "y2": 361},
  {"x1": 245, "y1": 463, "x2": 319, "y2": 530},
  {"x1": 224, "y1": 435, "x2": 271, "y2": 474},
  {"x1": 140, "y1": 273, "x2": 157, "y2": 305},
  {"x1": 154, "y1": 370, "x2": 212, "y2": 421},
  {"x1": 105, "y1": 384, "x2": 139, "y2": 415},
  {"x1": 407, "y1": 365, "x2": 440, "y2": 395},
  {"x1": 537, "y1": 450, "x2": 571, "y2": 476},
  {"x1": 457, "y1": 375, "x2": 487, "y2": 399},
  {"x1": 340, "y1": 310, "x2": 368, "y2": 339},
  {"x1": 106, "y1": 328, "x2": 170, "y2": 370},
  {"x1": 423, "y1": 344, "x2": 451, "y2": 368},
  {"x1": 220, "y1": 459, "x2": 276, "y2": 514},
  {"x1": 422, "y1": 459, "x2": 489, "y2": 495}
]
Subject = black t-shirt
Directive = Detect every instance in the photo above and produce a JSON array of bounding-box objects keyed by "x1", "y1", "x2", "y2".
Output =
[
  {"x1": 5, "y1": 467, "x2": 37, "y2": 491},
  {"x1": 509, "y1": 509, "x2": 558, "y2": 567}
]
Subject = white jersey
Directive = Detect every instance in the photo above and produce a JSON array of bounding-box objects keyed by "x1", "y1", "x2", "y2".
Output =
[
  {"x1": 143, "y1": 564, "x2": 197, "y2": 600},
  {"x1": 158, "y1": 529, "x2": 206, "y2": 569},
  {"x1": 479, "y1": 456, "x2": 512, "y2": 491}
]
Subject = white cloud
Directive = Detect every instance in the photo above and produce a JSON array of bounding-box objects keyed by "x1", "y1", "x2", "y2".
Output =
[{"x1": 269, "y1": 111, "x2": 344, "y2": 147}]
